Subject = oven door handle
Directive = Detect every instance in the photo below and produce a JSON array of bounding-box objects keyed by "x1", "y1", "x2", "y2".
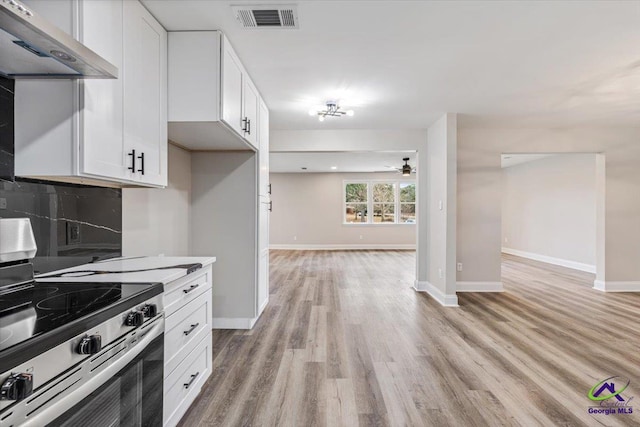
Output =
[{"x1": 21, "y1": 317, "x2": 164, "y2": 427}]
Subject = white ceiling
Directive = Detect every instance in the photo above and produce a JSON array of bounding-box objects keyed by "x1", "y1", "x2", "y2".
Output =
[
  {"x1": 270, "y1": 151, "x2": 416, "y2": 173},
  {"x1": 142, "y1": 0, "x2": 640, "y2": 130}
]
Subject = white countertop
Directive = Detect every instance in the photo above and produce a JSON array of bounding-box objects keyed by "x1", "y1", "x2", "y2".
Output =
[{"x1": 36, "y1": 256, "x2": 216, "y2": 284}]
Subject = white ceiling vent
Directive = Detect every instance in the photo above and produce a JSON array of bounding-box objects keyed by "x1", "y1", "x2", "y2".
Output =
[{"x1": 232, "y1": 5, "x2": 299, "y2": 29}]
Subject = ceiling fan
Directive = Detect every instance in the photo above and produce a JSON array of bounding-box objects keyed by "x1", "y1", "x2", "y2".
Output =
[{"x1": 384, "y1": 157, "x2": 416, "y2": 176}]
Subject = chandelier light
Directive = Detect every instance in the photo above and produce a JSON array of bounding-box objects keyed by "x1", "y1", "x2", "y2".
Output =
[{"x1": 308, "y1": 101, "x2": 354, "y2": 122}]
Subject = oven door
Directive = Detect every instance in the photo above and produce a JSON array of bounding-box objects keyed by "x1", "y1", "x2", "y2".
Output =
[
  {"x1": 15, "y1": 318, "x2": 164, "y2": 427},
  {"x1": 47, "y1": 333, "x2": 163, "y2": 427}
]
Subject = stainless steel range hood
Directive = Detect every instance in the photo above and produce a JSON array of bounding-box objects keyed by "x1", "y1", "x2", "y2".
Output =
[{"x1": 0, "y1": 0, "x2": 117, "y2": 79}]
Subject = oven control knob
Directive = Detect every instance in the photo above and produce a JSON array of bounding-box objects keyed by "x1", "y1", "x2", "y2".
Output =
[
  {"x1": 125, "y1": 310, "x2": 144, "y2": 327},
  {"x1": 141, "y1": 303, "x2": 158, "y2": 318},
  {"x1": 77, "y1": 335, "x2": 102, "y2": 355},
  {"x1": 0, "y1": 373, "x2": 33, "y2": 401}
]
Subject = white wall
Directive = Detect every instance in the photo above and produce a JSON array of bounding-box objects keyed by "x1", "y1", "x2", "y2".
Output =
[
  {"x1": 191, "y1": 152, "x2": 257, "y2": 323},
  {"x1": 122, "y1": 144, "x2": 191, "y2": 256},
  {"x1": 501, "y1": 154, "x2": 596, "y2": 272},
  {"x1": 269, "y1": 172, "x2": 416, "y2": 249},
  {"x1": 271, "y1": 129, "x2": 426, "y2": 152},
  {"x1": 416, "y1": 114, "x2": 457, "y2": 304},
  {"x1": 457, "y1": 127, "x2": 640, "y2": 290}
]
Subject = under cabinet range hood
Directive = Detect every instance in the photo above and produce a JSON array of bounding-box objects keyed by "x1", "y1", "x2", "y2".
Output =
[{"x1": 0, "y1": 0, "x2": 117, "y2": 79}]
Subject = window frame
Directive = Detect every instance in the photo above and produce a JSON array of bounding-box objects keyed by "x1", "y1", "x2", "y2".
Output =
[{"x1": 342, "y1": 179, "x2": 417, "y2": 225}]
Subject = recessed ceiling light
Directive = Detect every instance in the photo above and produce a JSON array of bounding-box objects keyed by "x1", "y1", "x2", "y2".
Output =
[{"x1": 330, "y1": 166, "x2": 337, "y2": 170}]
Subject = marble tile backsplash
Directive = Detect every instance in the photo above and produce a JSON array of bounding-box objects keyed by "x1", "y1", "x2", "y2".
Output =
[
  {"x1": 0, "y1": 77, "x2": 14, "y2": 182},
  {"x1": 0, "y1": 179, "x2": 122, "y2": 274}
]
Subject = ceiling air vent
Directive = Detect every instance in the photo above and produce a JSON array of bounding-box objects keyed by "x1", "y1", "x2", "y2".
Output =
[{"x1": 232, "y1": 5, "x2": 299, "y2": 29}]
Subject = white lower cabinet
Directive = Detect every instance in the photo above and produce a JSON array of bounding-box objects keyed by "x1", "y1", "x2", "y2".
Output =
[{"x1": 163, "y1": 265, "x2": 213, "y2": 427}]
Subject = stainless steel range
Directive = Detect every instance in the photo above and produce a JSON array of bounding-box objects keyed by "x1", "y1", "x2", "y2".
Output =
[{"x1": 0, "y1": 219, "x2": 164, "y2": 426}]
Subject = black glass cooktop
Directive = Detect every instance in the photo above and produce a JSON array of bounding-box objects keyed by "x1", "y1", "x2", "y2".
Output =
[{"x1": 0, "y1": 280, "x2": 162, "y2": 371}]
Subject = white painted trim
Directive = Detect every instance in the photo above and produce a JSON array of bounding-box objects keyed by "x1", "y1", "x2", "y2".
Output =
[
  {"x1": 593, "y1": 280, "x2": 640, "y2": 292},
  {"x1": 270, "y1": 244, "x2": 416, "y2": 250},
  {"x1": 212, "y1": 316, "x2": 258, "y2": 330},
  {"x1": 413, "y1": 280, "x2": 458, "y2": 307},
  {"x1": 457, "y1": 281, "x2": 504, "y2": 292},
  {"x1": 258, "y1": 297, "x2": 269, "y2": 316},
  {"x1": 502, "y1": 247, "x2": 596, "y2": 274}
]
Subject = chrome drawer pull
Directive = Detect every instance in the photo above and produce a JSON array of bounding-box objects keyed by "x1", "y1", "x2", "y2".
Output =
[
  {"x1": 184, "y1": 372, "x2": 200, "y2": 389},
  {"x1": 183, "y1": 323, "x2": 199, "y2": 336},
  {"x1": 183, "y1": 284, "x2": 200, "y2": 294}
]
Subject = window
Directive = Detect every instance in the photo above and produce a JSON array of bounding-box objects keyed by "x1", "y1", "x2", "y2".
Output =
[
  {"x1": 344, "y1": 180, "x2": 416, "y2": 224},
  {"x1": 345, "y1": 183, "x2": 368, "y2": 223},
  {"x1": 400, "y1": 182, "x2": 416, "y2": 223}
]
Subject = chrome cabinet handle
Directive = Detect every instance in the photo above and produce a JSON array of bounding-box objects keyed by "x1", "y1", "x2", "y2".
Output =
[
  {"x1": 127, "y1": 150, "x2": 136, "y2": 172},
  {"x1": 183, "y1": 283, "x2": 200, "y2": 294},
  {"x1": 184, "y1": 372, "x2": 200, "y2": 389},
  {"x1": 183, "y1": 323, "x2": 199, "y2": 336}
]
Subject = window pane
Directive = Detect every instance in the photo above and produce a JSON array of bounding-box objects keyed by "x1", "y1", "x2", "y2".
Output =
[
  {"x1": 373, "y1": 203, "x2": 395, "y2": 223},
  {"x1": 373, "y1": 183, "x2": 395, "y2": 203},
  {"x1": 400, "y1": 203, "x2": 416, "y2": 223},
  {"x1": 346, "y1": 203, "x2": 368, "y2": 223},
  {"x1": 345, "y1": 183, "x2": 368, "y2": 203},
  {"x1": 400, "y1": 183, "x2": 416, "y2": 203}
]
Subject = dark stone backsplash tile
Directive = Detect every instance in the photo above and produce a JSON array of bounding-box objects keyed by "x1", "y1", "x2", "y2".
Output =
[
  {"x1": 0, "y1": 76, "x2": 14, "y2": 181},
  {"x1": 0, "y1": 179, "x2": 122, "y2": 274}
]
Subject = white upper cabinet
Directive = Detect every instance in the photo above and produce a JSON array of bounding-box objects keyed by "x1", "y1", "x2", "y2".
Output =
[
  {"x1": 14, "y1": 0, "x2": 167, "y2": 188},
  {"x1": 168, "y1": 31, "x2": 261, "y2": 151},
  {"x1": 221, "y1": 43, "x2": 244, "y2": 137},
  {"x1": 123, "y1": 0, "x2": 168, "y2": 187}
]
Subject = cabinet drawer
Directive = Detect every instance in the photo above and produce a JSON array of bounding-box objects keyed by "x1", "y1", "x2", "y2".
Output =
[
  {"x1": 164, "y1": 266, "x2": 212, "y2": 317},
  {"x1": 163, "y1": 336, "x2": 211, "y2": 427},
  {"x1": 164, "y1": 289, "x2": 212, "y2": 377}
]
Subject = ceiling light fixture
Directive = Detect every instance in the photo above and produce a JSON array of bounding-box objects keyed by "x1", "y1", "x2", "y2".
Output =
[
  {"x1": 309, "y1": 101, "x2": 354, "y2": 122},
  {"x1": 330, "y1": 166, "x2": 337, "y2": 170}
]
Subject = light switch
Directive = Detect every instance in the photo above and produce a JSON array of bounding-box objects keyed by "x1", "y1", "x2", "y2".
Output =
[{"x1": 0, "y1": 198, "x2": 6, "y2": 209}]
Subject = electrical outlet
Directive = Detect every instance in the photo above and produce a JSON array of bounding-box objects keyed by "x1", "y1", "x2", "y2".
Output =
[
  {"x1": 457, "y1": 262, "x2": 463, "y2": 272},
  {"x1": 0, "y1": 198, "x2": 6, "y2": 209},
  {"x1": 438, "y1": 268, "x2": 443, "y2": 279},
  {"x1": 438, "y1": 200, "x2": 443, "y2": 211},
  {"x1": 359, "y1": 235, "x2": 363, "y2": 240},
  {"x1": 504, "y1": 237, "x2": 508, "y2": 243},
  {"x1": 293, "y1": 236, "x2": 297, "y2": 241}
]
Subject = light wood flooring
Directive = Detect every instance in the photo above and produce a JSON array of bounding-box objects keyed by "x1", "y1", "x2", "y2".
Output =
[{"x1": 178, "y1": 251, "x2": 640, "y2": 427}]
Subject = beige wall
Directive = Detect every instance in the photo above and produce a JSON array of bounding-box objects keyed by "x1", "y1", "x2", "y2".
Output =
[
  {"x1": 269, "y1": 172, "x2": 416, "y2": 248},
  {"x1": 502, "y1": 154, "x2": 597, "y2": 269},
  {"x1": 457, "y1": 127, "x2": 640, "y2": 285},
  {"x1": 122, "y1": 144, "x2": 191, "y2": 256}
]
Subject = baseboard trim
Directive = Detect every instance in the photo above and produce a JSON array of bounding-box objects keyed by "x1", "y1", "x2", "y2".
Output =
[
  {"x1": 457, "y1": 281, "x2": 504, "y2": 292},
  {"x1": 270, "y1": 244, "x2": 416, "y2": 250},
  {"x1": 212, "y1": 316, "x2": 258, "y2": 330},
  {"x1": 502, "y1": 247, "x2": 596, "y2": 274},
  {"x1": 593, "y1": 280, "x2": 640, "y2": 292},
  {"x1": 413, "y1": 280, "x2": 458, "y2": 307},
  {"x1": 258, "y1": 298, "x2": 269, "y2": 316}
]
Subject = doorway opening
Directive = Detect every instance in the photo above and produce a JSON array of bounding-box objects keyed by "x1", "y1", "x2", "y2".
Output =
[{"x1": 500, "y1": 153, "x2": 604, "y2": 288}]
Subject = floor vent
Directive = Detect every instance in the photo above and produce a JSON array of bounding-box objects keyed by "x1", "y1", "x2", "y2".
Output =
[{"x1": 232, "y1": 5, "x2": 299, "y2": 29}]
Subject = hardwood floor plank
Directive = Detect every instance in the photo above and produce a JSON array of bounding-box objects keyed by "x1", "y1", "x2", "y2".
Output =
[{"x1": 178, "y1": 250, "x2": 640, "y2": 427}]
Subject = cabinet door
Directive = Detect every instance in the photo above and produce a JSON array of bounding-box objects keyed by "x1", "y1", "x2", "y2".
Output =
[
  {"x1": 221, "y1": 37, "x2": 244, "y2": 136},
  {"x1": 242, "y1": 80, "x2": 259, "y2": 149},
  {"x1": 79, "y1": 0, "x2": 128, "y2": 181},
  {"x1": 258, "y1": 99, "x2": 270, "y2": 196},
  {"x1": 123, "y1": 0, "x2": 168, "y2": 187}
]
